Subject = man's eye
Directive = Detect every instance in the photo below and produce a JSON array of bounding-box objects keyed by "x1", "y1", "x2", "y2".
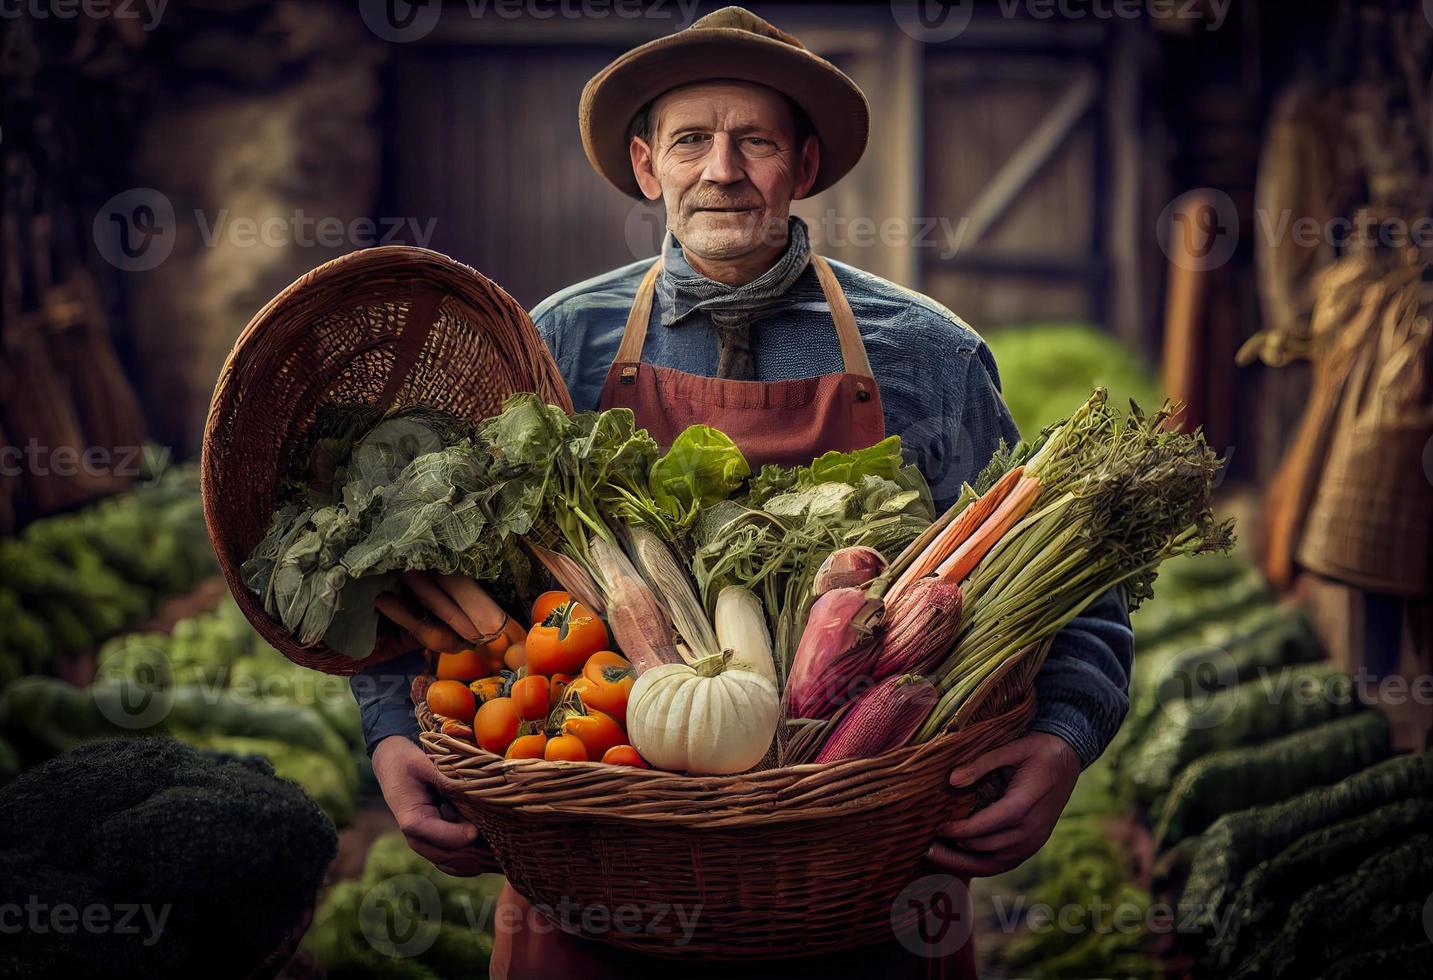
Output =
[{"x1": 675, "y1": 134, "x2": 708, "y2": 146}]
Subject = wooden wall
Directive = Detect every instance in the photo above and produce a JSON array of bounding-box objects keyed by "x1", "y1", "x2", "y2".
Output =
[{"x1": 383, "y1": 4, "x2": 1151, "y2": 349}]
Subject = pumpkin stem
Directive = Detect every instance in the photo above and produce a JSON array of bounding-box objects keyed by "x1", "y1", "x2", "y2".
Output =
[{"x1": 688, "y1": 651, "x2": 732, "y2": 678}]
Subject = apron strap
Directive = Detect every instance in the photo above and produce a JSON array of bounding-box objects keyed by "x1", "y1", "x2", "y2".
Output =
[
  {"x1": 612, "y1": 251, "x2": 876, "y2": 380},
  {"x1": 810, "y1": 254, "x2": 874, "y2": 379}
]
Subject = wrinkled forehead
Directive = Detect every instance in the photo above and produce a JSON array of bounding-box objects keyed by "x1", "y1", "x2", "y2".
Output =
[{"x1": 651, "y1": 80, "x2": 796, "y2": 136}]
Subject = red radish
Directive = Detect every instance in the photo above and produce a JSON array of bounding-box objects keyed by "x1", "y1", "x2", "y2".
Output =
[
  {"x1": 813, "y1": 546, "x2": 887, "y2": 596},
  {"x1": 815, "y1": 675, "x2": 937, "y2": 762},
  {"x1": 785, "y1": 587, "x2": 884, "y2": 719},
  {"x1": 871, "y1": 577, "x2": 962, "y2": 679}
]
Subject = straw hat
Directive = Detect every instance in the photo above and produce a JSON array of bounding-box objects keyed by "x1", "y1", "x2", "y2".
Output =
[{"x1": 579, "y1": 6, "x2": 870, "y2": 199}]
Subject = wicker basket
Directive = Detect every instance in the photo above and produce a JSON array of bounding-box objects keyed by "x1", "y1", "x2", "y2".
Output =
[
  {"x1": 419, "y1": 640, "x2": 1050, "y2": 959},
  {"x1": 201, "y1": 246, "x2": 572, "y2": 674}
]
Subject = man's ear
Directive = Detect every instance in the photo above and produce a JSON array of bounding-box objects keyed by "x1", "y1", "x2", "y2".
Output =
[
  {"x1": 630, "y1": 137, "x2": 664, "y2": 201},
  {"x1": 792, "y1": 134, "x2": 821, "y2": 200}
]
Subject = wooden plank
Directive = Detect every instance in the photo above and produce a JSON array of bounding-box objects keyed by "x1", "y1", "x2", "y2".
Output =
[
  {"x1": 921, "y1": 249, "x2": 1105, "y2": 279},
  {"x1": 953, "y1": 69, "x2": 1099, "y2": 251}
]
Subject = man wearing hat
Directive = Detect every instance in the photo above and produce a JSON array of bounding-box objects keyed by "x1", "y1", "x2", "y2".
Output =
[{"x1": 358, "y1": 8, "x2": 1133, "y2": 976}]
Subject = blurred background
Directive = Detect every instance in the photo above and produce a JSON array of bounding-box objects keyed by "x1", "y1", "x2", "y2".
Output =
[{"x1": 1, "y1": 1, "x2": 1430, "y2": 977}]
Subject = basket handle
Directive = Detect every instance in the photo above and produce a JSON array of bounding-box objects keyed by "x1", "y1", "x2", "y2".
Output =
[{"x1": 378, "y1": 286, "x2": 446, "y2": 408}]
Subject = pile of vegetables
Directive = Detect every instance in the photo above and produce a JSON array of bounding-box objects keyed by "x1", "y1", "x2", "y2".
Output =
[
  {"x1": 247, "y1": 389, "x2": 1228, "y2": 776},
  {"x1": 0, "y1": 596, "x2": 365, "y2": 824},
  {"x1": 0, "y1": 465, "x2": 216, "y2": 684}
]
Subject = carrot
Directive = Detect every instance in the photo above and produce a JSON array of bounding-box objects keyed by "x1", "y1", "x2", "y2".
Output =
[
  {"x1": 886, "y1": 465, "x2": 1025, "y2": 602},
  {"x1": 935, "y1": 474, "x2": 1042, "y2": 584}
]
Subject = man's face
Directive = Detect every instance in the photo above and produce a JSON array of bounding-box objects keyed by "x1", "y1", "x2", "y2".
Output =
[{"x1": 631, "y1": 80, "x2": 819, "y2": 262}]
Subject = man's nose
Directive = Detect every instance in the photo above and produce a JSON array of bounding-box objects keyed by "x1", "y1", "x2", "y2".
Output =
[{"x1": 700, "y1": 132, "x2": 746, "y2": 185}]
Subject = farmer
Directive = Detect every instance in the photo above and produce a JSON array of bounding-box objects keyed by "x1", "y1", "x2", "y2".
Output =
[{"x1": 356, "y1": 7, "x2": 1133, "y2": 977}]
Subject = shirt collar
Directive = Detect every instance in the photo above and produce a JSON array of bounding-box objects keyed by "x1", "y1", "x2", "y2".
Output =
[{"x1": 657, "y1": 216, "x2": 813, "y2": 327}]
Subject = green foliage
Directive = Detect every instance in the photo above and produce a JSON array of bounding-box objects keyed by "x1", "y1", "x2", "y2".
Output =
[
  {"x1": 988, "y1": 816, "x2": 1159, "y2": 978},
  {"x1": 302, "y1": 831, "x2": 502, "y2": 979},
  {"x1": 647, "y1": 425, "x2": 750, "y2": 530},
  {"x1": 984, "y1": 322, "x2": 1162, "y2": 437}
]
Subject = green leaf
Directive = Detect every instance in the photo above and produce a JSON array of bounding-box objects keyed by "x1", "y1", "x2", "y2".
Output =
[
  {"x1": 802, "y1": 435, "x2": 903, "y2": 487},
  {"x1": 648, "y1": 425, "x2": 751, "y2": 523}
]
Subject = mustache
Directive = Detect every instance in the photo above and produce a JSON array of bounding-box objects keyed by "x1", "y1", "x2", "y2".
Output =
[{"x1": 684, "y1": 192, "x2": 763, "y2": 212}]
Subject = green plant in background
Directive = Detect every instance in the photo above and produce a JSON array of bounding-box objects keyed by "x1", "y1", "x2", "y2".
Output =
[
  {"x1": 0, "y1": 465, "x2": 217, "y2": 683},
  {"x1": 0, "y1": 594, "x2": 367, "y2": 825},
  {"x1": 984, "y1": 323, "x2": 1163, "y2": 437},
  {"x1": 302, "y1": 831, "x2": 502, "y2": 979}
]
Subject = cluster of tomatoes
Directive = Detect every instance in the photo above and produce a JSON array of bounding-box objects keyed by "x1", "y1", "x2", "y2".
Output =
[{"x1": 416, "y1": 590, "x2": 650, "y2": 767}]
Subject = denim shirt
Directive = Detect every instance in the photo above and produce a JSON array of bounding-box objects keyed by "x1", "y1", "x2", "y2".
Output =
[{"x1": 354, "y1": 226, "x2": 1134, "y2": 768}]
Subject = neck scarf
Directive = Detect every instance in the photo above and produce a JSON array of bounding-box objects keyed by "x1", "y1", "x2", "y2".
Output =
[{"x1": 658, "y1": 216, "x2": 812, "y2": 380}]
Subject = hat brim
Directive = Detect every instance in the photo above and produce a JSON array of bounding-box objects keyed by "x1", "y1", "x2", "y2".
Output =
[{"x1": 580, "y1": 28, "x2": 870, "y2": 200}]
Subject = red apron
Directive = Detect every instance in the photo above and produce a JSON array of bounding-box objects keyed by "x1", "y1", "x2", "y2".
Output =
[{"x1": 490, "y1": 254, "x2": 976, "y2": 979}]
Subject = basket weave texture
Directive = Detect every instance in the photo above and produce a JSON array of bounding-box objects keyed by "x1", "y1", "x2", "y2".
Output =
[
  {"x1": 201, "y1": 246, "x2": 572, "y2": 675},
  {"x1": 419, "y1": 641, "x2": 1049, "y2": 959}
]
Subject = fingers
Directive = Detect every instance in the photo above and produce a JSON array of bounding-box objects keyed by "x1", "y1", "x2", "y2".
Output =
[
  {"x1": 375, "y1": 592, "x2": 466, "y2": 652},
  {"x1": 942, "y1": 784, "x2": 1038, "y2": 840},
  {"x1": 402, "y1": 571, "x2": 481, "y2": 643},
  {"x1": 394, "y1": 797, "x2": 479, "y2": 852},
  {"x1": 947, "y1": 826, "x2": 1027, "y2": 854},
  {"x1": 433, "y1": 574, "x2": 508, "y2": 639},
  {"x1": 947, "y1": 734, "x2": 1036, "y2": 788},
  {"x1": 927, "y1": 840, "x2": 1033, "y2": 878}
]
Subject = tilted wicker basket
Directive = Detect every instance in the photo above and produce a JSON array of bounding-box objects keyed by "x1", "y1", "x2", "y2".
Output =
[
  {"x1": 201, "y1": 246, "x2": 572, "y2": 674},
  {"x1": 419, "y1": 640, "x2": 1050, "y2": 960}
]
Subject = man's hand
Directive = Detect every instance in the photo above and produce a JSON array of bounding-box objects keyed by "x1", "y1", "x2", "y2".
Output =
[
  {"x1": 374, "y1": 570, "x2": 514, "y2": 654},
  {"x1": 372, "y1": 734, "x2": 498, "y2": 876},
  {"x1": 927, "y1": 732, "x2": 1080, "y2": 877}
]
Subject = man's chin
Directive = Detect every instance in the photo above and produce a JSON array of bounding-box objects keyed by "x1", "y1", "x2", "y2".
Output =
[{"x1": 678, "y1": 220, "x2": 782, "y2": 259}]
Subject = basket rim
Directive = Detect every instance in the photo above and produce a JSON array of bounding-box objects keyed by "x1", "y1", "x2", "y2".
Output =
[{"x1": 417, "y1": 689, "x2": 1035, "y2": 828}]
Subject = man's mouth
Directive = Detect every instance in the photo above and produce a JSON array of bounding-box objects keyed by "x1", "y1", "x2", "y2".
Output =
[{"x1": 694, "y1": 206, "x2": 758, "y2": 214}]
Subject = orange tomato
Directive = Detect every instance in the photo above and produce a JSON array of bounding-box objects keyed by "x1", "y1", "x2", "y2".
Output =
[
  {"x1": 548, "y1": 672, "x2": 575, "y2": 709},
  {"x1": 526, "y1": 601, "x2": 609, "y2": 675},
  {"x1": 483, "y1": 631, "x2": 511, "y2": 657},
  {"x1": 503, "y1": 641, "x2": 527, "y2": 672},
  {"x1": 544, "y1": 734, "x2": 588, "y2": 762},
  {"x1": 436, "y1": 649, "x2": 490, "y2": 683},
  {"x1": 572, "y1": 651, "x2": 635, "y2": 720},
  {"x1": 473, "y1": 697, "x2": 521, "y2": 755},
  {"x1": 511, "y1": 675, "x2": 550, "y2": 722},
  {"x1": 505, "y1": 732, "x2": 547, "y2": 760},
  {"x1": 530, "y1": 590, "x2": 571, "y2": 626},
  {"x1": 468, "y1": 676, "x2": 505, "y2": 704},
  {"x1": 555, "y1": 707, "x2": 626, "y2": 760},
  {"x1": 600, "y1": 744, "x2": 650, "y2": 768},
  {"x1": 426, "y1": 679, "x2": 476, "y2": 720}
]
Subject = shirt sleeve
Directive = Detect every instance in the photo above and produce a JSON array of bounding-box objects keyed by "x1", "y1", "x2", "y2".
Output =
[
  {"x1": 962, "y1": 341, "x2": 1135, "y2": 770},
  {"x1": 351, "y1": 649, "x2": 425, "y2": 756}
]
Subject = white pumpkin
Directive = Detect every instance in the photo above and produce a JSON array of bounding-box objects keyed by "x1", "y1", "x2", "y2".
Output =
[{"x1": 626, "y1": 654, "x2": 779, "y2": 775}]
